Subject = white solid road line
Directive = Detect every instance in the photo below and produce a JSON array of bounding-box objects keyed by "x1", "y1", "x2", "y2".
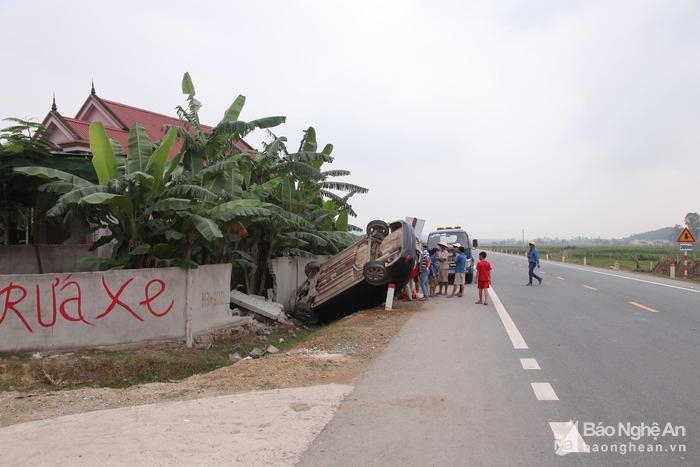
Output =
[
  {"x1": 581, "y1": 285, "x2": 598, "y2": 291},
  {"x1": 520, "y1": 358, "x2": 541, "y2": 370},
  {"x1": 556, "y1": 276, "x2": 565, "y2": 280},
  {"x1": 628, "y1": 301, "x2": 659, "y2": 313},
  {"x1": 531, "y1": 382, "x2": 559, "y2": 401},
  {"x1": 539, "y1": 260, "x2": 700, "y2": 294},
  {"x1": 488, "y1": 287, "x2": 528, "y2": 349}
]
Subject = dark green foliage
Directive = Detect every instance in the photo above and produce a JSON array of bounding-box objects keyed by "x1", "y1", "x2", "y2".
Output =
[{"x1": 8, "y1": 74, "x2": 367, "y2": 291}]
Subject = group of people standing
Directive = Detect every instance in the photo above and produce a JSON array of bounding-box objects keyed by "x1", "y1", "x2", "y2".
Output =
[
  {"x1": 416, "y1": 241, "x2": 542, "y2": 306},
  {"x1": 417, "y1": 242, "x2": 492, "y2": 304}
]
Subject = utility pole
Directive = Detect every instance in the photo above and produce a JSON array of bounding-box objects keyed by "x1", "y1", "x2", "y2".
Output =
[{"x1": 522, "y1": 229, "x2": 525, "y2": 247}]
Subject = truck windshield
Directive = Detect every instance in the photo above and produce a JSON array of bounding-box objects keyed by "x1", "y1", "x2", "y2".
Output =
[{"x1": 427, "y1": 231, "x2": 470, "y2": 249}]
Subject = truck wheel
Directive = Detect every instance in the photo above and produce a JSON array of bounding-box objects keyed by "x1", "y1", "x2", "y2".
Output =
[
  {"x1": 465, "y1": 271, "x2": 474, "y2": 284},
  {"x1": 366, "y1": 220, "x2": 389, "y2": 238},
  {"x1": 304, "y1": 261, "x2": 321, "y2": 278},
  {"x1": 363, "y1": 260, "x2": 389, "y2": 285}
]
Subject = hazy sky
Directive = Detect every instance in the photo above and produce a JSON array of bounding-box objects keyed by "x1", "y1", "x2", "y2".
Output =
[{"x1": 1, "y1": 0, "x2": 698, "y2": 240}]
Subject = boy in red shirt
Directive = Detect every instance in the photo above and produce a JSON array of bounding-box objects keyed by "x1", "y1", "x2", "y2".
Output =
[{"x1": 475, "y1": 251, "x2": 492, "y2": 305}]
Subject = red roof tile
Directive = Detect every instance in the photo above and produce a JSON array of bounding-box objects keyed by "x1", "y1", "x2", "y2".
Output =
[
  {"x1": 46, "y1": 93, "x2": 254, "y2": 159},
  {"x1": 63, "y1": 117, "x2": 130, "y2": 149},
  {"x1": 100, "y1": 99, "x2": 252, "y2": 153}
]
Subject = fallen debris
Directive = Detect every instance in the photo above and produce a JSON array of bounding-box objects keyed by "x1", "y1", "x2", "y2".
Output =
[
  {"x1": 266, "y1": 345, "x2": 280, "y2": 354},
  {"x1": 249, "y1": 347, "x2": 266, "y2": 359},
  {"x1": 230, "y1": 290, "x2": 288, "y2": 323}
]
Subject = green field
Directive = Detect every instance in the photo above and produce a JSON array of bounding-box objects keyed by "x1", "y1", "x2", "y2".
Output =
[{"x1": 486, "y1": 244, "x2": 698, "y2": 281}]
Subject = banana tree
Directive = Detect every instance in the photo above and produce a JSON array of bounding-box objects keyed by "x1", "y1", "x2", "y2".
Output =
[
  {"x1": 15, "y1": 121, "x2": 179, "y2": 267},
  {"x1": 18, "y1": 120, "x2": 275, "y2": 269},
  {"x1": 233, "y1": 128, "x2": 368, "y2": 294},
  {"x1": 174, "y1": 72, "x2": 286, "y2": 174},
  {"x1": 168, "y1": 72, "x2": 288, "y2": 276}
]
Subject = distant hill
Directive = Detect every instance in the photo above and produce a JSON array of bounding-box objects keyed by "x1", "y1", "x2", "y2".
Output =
[{"x1": 624, "y1": 226, "x2": 680, "y2": 242}]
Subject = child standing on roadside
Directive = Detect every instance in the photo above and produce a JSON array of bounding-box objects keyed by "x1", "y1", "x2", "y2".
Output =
[{"x1": 475, "y1": 251, "x2": 492, "y2": 305}]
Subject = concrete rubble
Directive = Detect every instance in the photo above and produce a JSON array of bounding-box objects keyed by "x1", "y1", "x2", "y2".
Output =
[
  {"x1": 249, "y1": 347, "x2": 266, "y2": 359},
  {"x1": 230, "y1": 290, "x2": 288, "y2": 323}
]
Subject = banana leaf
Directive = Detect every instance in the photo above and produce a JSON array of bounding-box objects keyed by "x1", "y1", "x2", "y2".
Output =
[{"x1": 89, "y1": 122, "x2": 118, "y2": 185}]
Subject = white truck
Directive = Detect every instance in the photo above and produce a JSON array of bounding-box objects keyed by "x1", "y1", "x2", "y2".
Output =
[{"x1": 426, "y1": 226, "x2": 478, "y2": 284}]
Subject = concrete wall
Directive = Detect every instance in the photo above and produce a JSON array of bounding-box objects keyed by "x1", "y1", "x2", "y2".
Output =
[
  {"x1": 189, "y1": 264, "x2": 238, "y2": 337},
  {"x1": 270, "y1": 256, "x2": 330, "y2": 311},
  {"x1": 0, "y1": 264, "x2": 233, "y2": 353},
  {"x1": 0, "y1": 245, "x2": 97, "y2": 275}
]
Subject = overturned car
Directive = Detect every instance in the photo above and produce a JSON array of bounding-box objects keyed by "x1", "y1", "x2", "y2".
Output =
[{"x1": 290, "y1": 220, "x2": 419, "y2": 323}]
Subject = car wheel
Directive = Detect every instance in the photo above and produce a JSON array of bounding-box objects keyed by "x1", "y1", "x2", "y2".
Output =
[
  {"x1": 465, "y1": 271, "x2": 474, "y2": 284},
  {"x1": 363, "y1": 260, "x2": 389, "y2": 285},
  {"x1": 304, "y1": 261, "x2": 321, "y2": 278},
  {"x1": 366, "y1": 220, "x2": 389, "y2": 238},
  {"x1": 292, "y1": 302, "x2": 319, "y2": 324}
]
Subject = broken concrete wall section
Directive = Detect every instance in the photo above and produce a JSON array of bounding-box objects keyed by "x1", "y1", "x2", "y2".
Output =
[
  {"x1": 0, "y1": 264, "x2": 232, "y2": 353},
  {"x1": 230, "y1": 290, "x2": 287, "y2": 323},
  {"x1": 269, "y1": 256, "x2": 330, "y2": 311}
]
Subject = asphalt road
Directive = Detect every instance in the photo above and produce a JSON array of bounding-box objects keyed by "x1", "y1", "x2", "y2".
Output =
[{"x1": 298, "y1": 252, "x2": 699, "y2": 466}]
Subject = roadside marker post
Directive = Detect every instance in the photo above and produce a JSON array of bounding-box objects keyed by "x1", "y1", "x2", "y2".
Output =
[
  {"x1": 676, "y1": 227, "x2": 696, "y2": 281},
  {"x1": 385, "y1": 283, "x2": 395, "y2": 310}
]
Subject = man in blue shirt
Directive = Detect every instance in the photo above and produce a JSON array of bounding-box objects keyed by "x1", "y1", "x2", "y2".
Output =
[
  {"x1": 450, "y1": 244, "x2": 468, "y2": 297},
  {"x1": 527, "y1": 242, "x2": 543, "y2": 286}
]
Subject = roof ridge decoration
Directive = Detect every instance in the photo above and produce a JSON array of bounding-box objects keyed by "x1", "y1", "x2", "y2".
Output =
[
  {"x1": 44, "y1": 112, "x2": 83, "y2": 141},
  {"x1": 74, "y1": 93, "x2": 128, "y2": 130}
]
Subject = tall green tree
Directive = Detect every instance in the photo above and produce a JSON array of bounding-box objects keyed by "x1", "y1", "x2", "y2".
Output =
[
  {"x1": 1, "y1": 119, "x2": 95, "y2": 244},
  {"x1": 684, "y1": 212, "x2": 700, "y2": 234}
]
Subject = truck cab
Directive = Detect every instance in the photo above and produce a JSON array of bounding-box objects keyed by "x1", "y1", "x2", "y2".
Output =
[{"x1": 426, "y1": 226, "x2": 478, "y2": 284}]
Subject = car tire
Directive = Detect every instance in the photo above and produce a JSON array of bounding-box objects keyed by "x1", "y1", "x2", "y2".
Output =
[
  {"x1": 465, "y1": 271, "x2": 474, "y2": 284},
  {"x1": 366, "y1": 220, "x2": 389, "y2": 238},
  {"x1": 363, "y1": 260, "x2": 389, "y2": 285},
  {"x1": 304, "y1": 261, "x2": 321, "y2": 278},
  {"x1": 292, "y1": 302, "x2": 319, "y2": 324}
]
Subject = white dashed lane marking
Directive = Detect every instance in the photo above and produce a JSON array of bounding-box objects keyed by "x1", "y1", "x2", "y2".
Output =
[
  {"x1": 520, "y1": 358, "x2": 541, "y2": 370},
  {"x1": 531, "y1": 382, "x2": 559, "y2": 401},
  {"x1": 581, "y1": 285, "x2": 598, "y2": 291}
]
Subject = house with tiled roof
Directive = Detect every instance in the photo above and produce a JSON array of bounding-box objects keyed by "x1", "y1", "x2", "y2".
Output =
[
  {"x1": 42, "y1": 83, "x2": 252, "y2": 156},
  {"x1": 27, "y1": 84, "x2": 253, "y2": 245}
]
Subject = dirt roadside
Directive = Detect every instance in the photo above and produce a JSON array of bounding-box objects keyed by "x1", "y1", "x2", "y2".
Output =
[{"x1": 0, "y1": 301, "x2": 421, "y2": 427}]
